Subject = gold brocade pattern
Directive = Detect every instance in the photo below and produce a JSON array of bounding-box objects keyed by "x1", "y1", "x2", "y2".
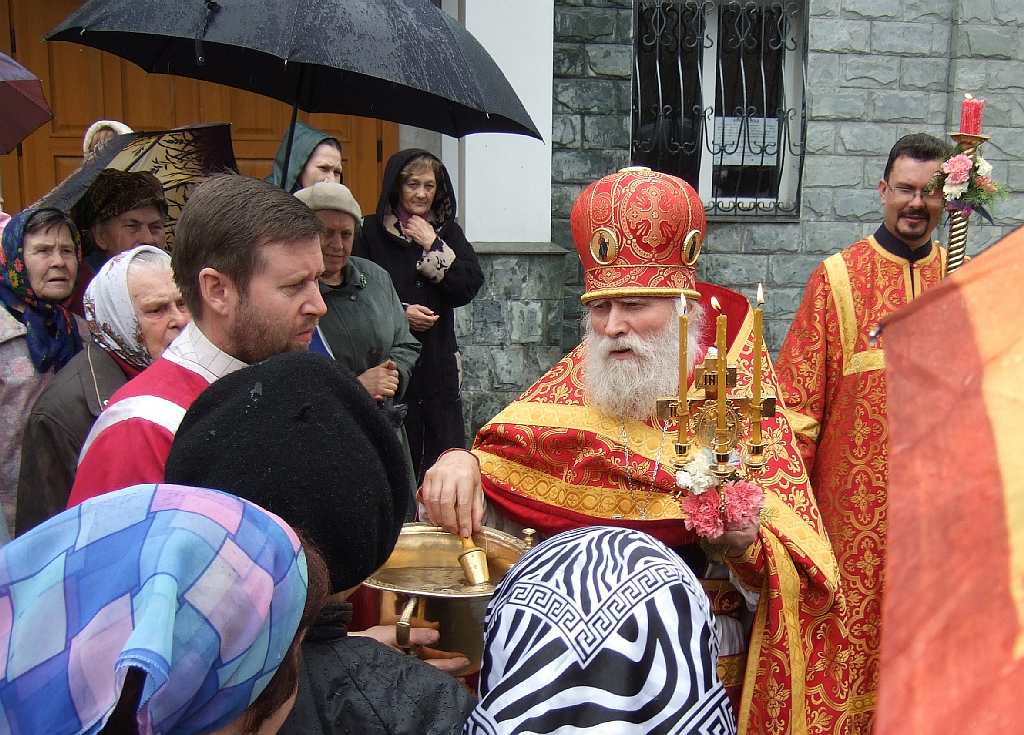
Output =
[
  {"x1": 775, "y1": 238, "x2": 946, "y2": 733},
  {"x1": 475, "y1": 285, "x2": 849, "y2": 734},
  {"x1": 588, "y1": 264, "x2": 693, "y2": 291},
  {"x1": 475, "y1": 450, "x2": 686, "y2": 521},
  {"x1": 719, "y1": 653, "x2": 749, "y2": 689}
]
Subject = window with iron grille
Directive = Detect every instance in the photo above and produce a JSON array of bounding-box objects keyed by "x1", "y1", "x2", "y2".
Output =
[{"x1": 632, "y1": 0, "x2": 808, "y2": 220}]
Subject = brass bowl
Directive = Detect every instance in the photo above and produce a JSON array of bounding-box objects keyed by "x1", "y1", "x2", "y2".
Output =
[{"x1": 363, "y1": 523, "x2": 531, "y2": 674}]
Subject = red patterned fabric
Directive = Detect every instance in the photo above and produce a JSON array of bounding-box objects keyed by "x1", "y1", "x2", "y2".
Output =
[
  {"x1": 775, "y1": 237, "x2": 946, "y2": 733},
  {"x1": 571, "y1": 167, "x2": 705, "y2": 303}
]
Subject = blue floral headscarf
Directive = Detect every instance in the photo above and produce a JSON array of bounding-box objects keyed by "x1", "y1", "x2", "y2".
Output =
[
  {"x1": 0, "y1": 483, "x2": 309, "y2": 735},
  {"x1": 0, "y1": 207, "x2": 82, "y2": 372}
]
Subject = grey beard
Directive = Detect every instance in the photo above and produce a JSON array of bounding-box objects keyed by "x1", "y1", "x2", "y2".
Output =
[{"x1": 582, "y1": 305, "x2": 704, "y2": 421}]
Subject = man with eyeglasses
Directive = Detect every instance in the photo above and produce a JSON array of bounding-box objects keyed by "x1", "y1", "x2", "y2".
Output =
[{"x1": 773, "y1": 132, "x2": 949, "y2": 734}]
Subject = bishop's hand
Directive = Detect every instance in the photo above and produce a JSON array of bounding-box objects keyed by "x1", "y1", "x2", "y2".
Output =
[
  {"x1": 714, "y1": 516, "x2": 760, "y2": 556},
  {"x1": 418, "y1": 449, "x2": 485, "y2": 537}
]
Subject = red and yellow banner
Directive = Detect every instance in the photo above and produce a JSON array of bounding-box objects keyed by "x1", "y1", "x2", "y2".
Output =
[{"x1": 877, "y1": 226, "x2": 1024, "y2": 733}]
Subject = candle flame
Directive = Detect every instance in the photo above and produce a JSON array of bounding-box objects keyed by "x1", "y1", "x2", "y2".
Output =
[
  {"x1": 710, "y1": 295, "x2": 722, "y2": 312},
  {"x1": 756, "y1": 282, "x2": 765, "y2": 306},
  {"x1": 965, "y1": 92, "x2": 973, "y2": 100}
]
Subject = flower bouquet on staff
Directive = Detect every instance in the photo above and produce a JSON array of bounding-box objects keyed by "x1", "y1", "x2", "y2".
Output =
[
  {"x1": 927, "y1": 147, "x2": 1006, "y2": 225},
  {"x1": 675, "y1": 448, "x2": 764, "y2": 539}
]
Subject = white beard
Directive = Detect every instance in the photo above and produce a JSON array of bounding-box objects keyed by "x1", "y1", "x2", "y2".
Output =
[{"x1": 583, "y1": 303, "x2": 705, "y2": 421}]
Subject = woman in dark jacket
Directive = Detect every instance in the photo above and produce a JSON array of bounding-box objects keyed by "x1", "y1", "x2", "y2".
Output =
[{"x1": 355, "y1": 150, "x2": 483, "y2": 479}]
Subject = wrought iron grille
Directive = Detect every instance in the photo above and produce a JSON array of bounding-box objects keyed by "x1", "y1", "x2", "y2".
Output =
[{"x1": 632, "y1": 0, "x2": 808, "y2": 219}]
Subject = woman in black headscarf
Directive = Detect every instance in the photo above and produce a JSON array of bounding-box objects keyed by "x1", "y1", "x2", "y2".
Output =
[{"x1": 355, "y1": 150, "x2": 483, "y2": 480}]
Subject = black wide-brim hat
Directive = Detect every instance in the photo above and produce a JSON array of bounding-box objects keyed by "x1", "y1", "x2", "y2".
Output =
[{"x1": 165, "y1": 351, "x2": 410, "y2": 592}]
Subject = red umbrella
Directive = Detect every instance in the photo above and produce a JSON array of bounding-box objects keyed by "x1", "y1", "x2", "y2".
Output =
[
  {"x1": 0, "y1": 52, "x2": 51, "y2": 155},
  {"x1": 876, "y1": 226, "x2": 1024, "y2": 733}
]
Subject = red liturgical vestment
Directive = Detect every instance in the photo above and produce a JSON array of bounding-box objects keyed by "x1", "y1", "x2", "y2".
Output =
[
  {"x1": 775, "y1": 236, "x2": 946, "y2": 733},
  {"x1": 475, "y1": 282, "x2": 850, "y2": 734}
]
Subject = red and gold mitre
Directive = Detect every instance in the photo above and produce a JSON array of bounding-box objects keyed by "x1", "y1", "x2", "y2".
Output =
[{"x1": 571, "y1": 166, "x2": 705, "y2": 304}]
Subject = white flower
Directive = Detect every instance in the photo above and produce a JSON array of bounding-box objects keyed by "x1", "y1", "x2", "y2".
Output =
[
  {"x1": 976, "y1": 156, "x2": 993, "y2": 179},
  {"x1": 676, "y1": 450, "x2": 719, "y2": 494},
  {"x1": 686, "y1": 450, "x2": 713, "y2": 475},
  {"x1": 944, "y1": 180, "x2": 968, "y2": 200},
  {"x1": 689, "y1": 472, "x2": 717, "y2": 494}
]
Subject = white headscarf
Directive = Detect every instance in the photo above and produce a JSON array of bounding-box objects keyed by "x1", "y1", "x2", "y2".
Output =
[
  {"x1": 83, "y1": 244, "x2": 171, "y2": 370},
  {"x1": 465, "y1": 526, "x2": 735, "y2": 734}
]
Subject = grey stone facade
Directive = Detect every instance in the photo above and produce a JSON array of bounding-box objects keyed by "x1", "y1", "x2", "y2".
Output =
[
  {"x1": 550, "y1": 0, "x2": 1024, "y2": 354},
  {"x1": 457, "y1": 243, "x2": 568, "y2": 439}
]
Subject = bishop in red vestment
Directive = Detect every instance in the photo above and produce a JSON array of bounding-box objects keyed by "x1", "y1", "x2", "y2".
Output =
[{"x1": 421, "y1": 168, "x2": 850, "y2": 733}]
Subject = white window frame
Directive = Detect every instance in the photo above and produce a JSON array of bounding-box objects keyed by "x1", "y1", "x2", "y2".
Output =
[{"x1": 696, "y1": 1, "x2": 805, "y2": 211}]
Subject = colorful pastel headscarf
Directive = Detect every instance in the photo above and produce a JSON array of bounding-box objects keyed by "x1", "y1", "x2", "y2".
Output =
[
  {"x1": 0, "y1": 483, "x2": 308, "y2": 735},
  {"x1": 0, "y1": 207, "x2": 82, "y2": 372},
  {"x1": 84, "y1": 244, "x2": 172, "y2": 369},
  {"x1": 465, "y1": 526, "x2": 735, "y2": 734}
]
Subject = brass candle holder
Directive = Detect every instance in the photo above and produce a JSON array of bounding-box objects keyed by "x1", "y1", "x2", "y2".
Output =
[{"x1": 657, "y1": 300, "x2": 776, "y2": 483}]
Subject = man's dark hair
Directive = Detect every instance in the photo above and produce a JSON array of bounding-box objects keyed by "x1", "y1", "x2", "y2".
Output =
[
  {"x1": 883, "y1": 133, "x2": 950, "y2": 180},
  {"x1": 25, "y1": 208, "x2": 79, "y2": 241},
  {"x1": 172, "y1": 175, "x2": 323, "y2": 316}
]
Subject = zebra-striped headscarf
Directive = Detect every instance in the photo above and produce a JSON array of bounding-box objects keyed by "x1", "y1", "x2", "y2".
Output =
[{"x1": 465, "y1": 526, "x2": 735, "y2": 734}]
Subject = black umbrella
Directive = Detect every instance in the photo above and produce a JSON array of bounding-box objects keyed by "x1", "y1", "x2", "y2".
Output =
[
  {"x1": 0, "y1": 52, "x2": 52, "y2": 155},
  {"x1": 36, "y1": 123, "x2": 238, "y2": 248},
  {"x1": 47, "y1": 0, "x2": 542, "y2": 185}
]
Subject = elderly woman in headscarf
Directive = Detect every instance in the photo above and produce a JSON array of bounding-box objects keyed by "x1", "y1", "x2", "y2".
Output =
[
  {"x1": 465, "y1": 526, "x2": 736, "y2": 735},
  {"x1": 0, "y1": 482, "x2": 329, "y2": 735},
  {"x1": 266, "y1": 122, "x2": 343, "y2": 193},
  {"x1": 15, "y1": 244, "x2": 190, "y2": 535},
  {"x1": 355, "y1": 150, "x2": 483, "y2": 481},
  {"x1": 0, "y1": 207, "x2": 83, "y2": 541}
]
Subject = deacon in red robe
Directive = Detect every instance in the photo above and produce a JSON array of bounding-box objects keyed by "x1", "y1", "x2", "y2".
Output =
[{"x1": 774, "y1": 133, "x2": 949, "y2": 733}]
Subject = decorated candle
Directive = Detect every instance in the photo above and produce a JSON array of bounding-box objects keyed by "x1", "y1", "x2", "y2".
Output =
[{"x1": 960, "y1": 94, "x2": 985, "y2": 136}]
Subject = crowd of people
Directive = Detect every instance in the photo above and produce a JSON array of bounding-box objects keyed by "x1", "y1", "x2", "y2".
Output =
[{"x1": 0, "y1": 120, "x2": 965, "y2": 734}]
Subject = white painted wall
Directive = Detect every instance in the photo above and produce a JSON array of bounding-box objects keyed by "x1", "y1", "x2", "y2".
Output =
[{"x1": 447, "y1": 0, "x2": 553, "y2": 243}]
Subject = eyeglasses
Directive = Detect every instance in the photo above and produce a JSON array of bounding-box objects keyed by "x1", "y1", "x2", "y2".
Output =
[{"x1": 887, "y1": 184, "x2": 943, "y2": 202}]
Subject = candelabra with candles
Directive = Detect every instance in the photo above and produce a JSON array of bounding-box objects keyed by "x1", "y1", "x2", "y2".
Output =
[{"x1": 656, "y1": 286, "x2": 776, "y2": 481}]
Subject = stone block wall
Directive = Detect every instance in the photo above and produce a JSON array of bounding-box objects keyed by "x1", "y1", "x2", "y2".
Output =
[
  {"x1": 455, "y1": 0, "x2": 1024, "y2": 441},
  {"x1": 457, "y1": 244, "x2": 569, "y2": 438}
]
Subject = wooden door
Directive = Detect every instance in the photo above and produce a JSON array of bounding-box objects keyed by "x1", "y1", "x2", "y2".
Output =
[{"x1": 0, "y1": 0, "x2": 397, "y2": 216}]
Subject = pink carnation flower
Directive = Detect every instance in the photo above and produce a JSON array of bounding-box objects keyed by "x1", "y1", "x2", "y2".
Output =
[
  {"x1": 976, "y1": 175, "x2": 996, "y2": 193},
  {"x1": 942, "y1": 154, "x2": 973, "y2": 185},
  {"x1": 681, "y1": 490, "x2": 725, "y2": 539},
  {"x1": 722, "y1": 480, "x2": 764, "y2": 530}
]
